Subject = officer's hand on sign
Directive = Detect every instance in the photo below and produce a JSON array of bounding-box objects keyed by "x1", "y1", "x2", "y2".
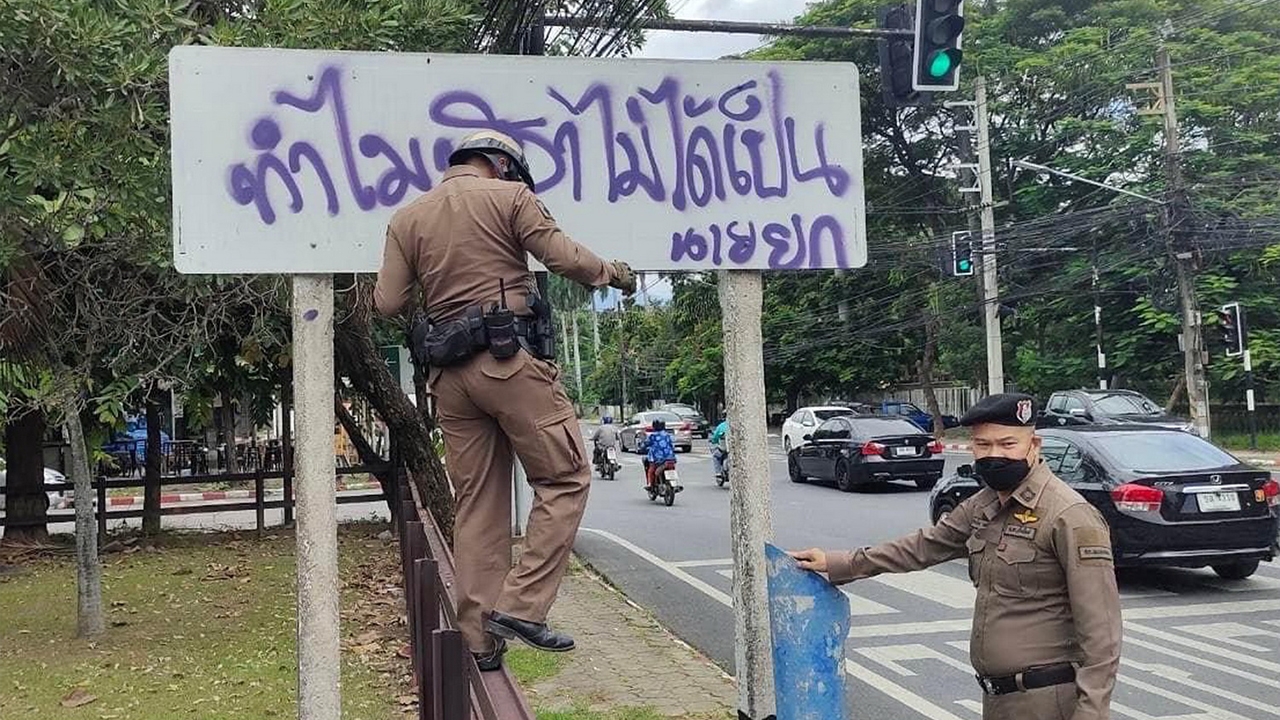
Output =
[
  {"x1": 788, "y1": 548, "x2": 828, "y2": 573},
  {"x1": 608, "y1": 260, "x2": 636, "y2": 295}
]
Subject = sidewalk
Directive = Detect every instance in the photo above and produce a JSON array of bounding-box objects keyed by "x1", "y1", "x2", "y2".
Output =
[{"x1": 511, "y1": 559, "x2": 736, "y2": 719}]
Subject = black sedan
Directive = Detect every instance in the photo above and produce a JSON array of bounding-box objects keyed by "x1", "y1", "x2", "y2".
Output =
[
  {"x1": 662, "y1": 403, "x2": 710, "y2": 438},
  {"x1": 788, "y1": 416, "x2": 946, "y2": 491},
  {"x1": 928, "y1": 426, "x2": 1280, "y2": 579}
]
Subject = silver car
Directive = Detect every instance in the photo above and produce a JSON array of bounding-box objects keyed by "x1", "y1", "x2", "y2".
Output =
[{"x1": 620, "y1": 410, "x2": 694, "y2": 453}]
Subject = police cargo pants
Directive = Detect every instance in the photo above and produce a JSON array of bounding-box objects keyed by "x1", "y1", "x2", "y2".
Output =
[{"x1": 431, "y1": 350, "x2": 591, "y2": 652}]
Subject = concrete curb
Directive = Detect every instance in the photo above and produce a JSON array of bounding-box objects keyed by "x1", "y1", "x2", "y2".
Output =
[{"x1": 76, "y1": 482, "x2": 383, "y2": 508}]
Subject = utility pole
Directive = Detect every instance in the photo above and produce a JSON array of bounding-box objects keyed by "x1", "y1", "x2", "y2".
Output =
[
  {"x1": 1093, "y1": 248, "x2": 1107, "y2": 390},
  {"x1": 834, "y1": 269, "x2": 849, "y2": 323},
  {"x1": 950, "y1": 76, "x2": 1004, "y2": 394},
  {"x1": 1132, "y1": 48, "x2": 1209, "y2": 437}
]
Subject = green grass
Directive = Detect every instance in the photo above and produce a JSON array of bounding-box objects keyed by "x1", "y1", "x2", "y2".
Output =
[
  {"x1": 1218, "y1": 433, "x2": 1280, "y2": 453},
  {"x1": 506, "y1": 646, "x2": 571, "y2": 685},
  {"x1": 0, "y1": 523, "x2": 407, "y2": 720}
]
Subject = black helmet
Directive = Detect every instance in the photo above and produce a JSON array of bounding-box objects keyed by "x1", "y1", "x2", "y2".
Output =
[
  {"x1": 652, "y1": 418, "x2": 666, "y2": 432},
  {"x1": 447, "y1": 130, "x2": 535, "y2": 191}
]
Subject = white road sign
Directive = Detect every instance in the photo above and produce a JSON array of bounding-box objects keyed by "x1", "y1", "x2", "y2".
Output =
[{"x1": 169, "y1": 46, "x2": 866, "y2": 274}]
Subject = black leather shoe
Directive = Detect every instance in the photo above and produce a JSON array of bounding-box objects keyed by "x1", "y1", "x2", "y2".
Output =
[
  {"x1": 486, "y1": 611, "x2": 576, "y2": 652},
  {"x1": 472, "y1": 637, "x2": 507, "y2": 671}
]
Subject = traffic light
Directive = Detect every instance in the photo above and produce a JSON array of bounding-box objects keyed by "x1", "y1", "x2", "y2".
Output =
[
  {"x1": 951, "y1": 230, "x2": 974, "y2": 276},
  {"x1": 1218, "y1": 302, "x2": 1246, "y2": 357},
  {"x1": 914, "y1": 0, "x2": 965, "y2": 92},
  {"x1": 878, "y1": 4, "x2": 932, "y2": 107}
]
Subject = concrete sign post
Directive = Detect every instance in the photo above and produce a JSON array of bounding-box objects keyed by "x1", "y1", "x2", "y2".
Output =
[{"x1": 168, "y1": 45, "x2": 865, "y2": 720}]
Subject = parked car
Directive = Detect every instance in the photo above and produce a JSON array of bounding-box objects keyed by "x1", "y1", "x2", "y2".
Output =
[
  {"x1": 787, "y1": 416, "x2": 946, "y2": 492},
  {"x1": 620, "y1": 410, "x2": 694, "y2": 453},
  {"x1": 927, "y1": 426, "x2": 1279, "y2": 579},
  {"x1": 1038, "y1": 389, "x2": 1195, "y2": 435},
  {"x1": 781, "y1": 406, "x2": 856, "y2": 452},
  {"x1": 661, "y1": 403, "x2": 711, "y2": 439},
  {"x1": 879, "y1": 400, "x2": 960, "y2": 432},
  {"x1": 0, "y1": 466, "x2": 70, "y2": 511}
]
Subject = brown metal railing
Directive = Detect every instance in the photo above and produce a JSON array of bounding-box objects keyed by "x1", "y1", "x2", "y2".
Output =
[{"x1": 397, "y1": 471, "x2": 536, "y2": 720}]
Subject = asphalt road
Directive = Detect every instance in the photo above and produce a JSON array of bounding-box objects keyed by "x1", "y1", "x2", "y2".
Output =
[{"x1": 574, "y1": 431, "x2": 1280, "y2": 720}]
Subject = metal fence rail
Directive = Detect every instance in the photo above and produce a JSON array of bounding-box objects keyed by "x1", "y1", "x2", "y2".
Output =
[{"x1": 398, "y1": 473, "x2": 536, "y2": 720}]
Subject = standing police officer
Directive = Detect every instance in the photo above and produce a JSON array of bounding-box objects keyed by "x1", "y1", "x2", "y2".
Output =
[
  {"x1": 375, "y1": 130, "x2": 636, "y2": 671},
  {"x1": 789, "y1": 393, "x2": 1121, "y2": 719}
]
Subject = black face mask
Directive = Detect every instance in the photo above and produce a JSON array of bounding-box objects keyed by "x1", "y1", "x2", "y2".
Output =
[{"x1": 975, "y1": 456, "x2": 1032, "y2": 492}]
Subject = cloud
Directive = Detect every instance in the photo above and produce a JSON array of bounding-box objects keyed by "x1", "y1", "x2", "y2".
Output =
[{"x1": 632, "y1": 0, "x2": 812, "y2": 60}]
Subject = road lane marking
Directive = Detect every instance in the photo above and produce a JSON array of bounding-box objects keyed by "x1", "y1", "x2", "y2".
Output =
[
  {"x1": 871, "y1": 570, "x2": 976, "y2": 608},
  {"x1": 581, "y1": 527, "x2": 970, "y2": 720},
  {"x1": 716, "y1": 568, "x2": 899, "y2": 616},
  {"x1": 1126, "y1": 622, "x2": 1280, "y2": 676},
  {"x1": 1123, "y1": 659, "x2": 1279, "y2": 715},
  {"x1": 672, "y1": 558, "x2": 734, "y2": 568},
  {"x1": 1173, "y1": 622, "x2": 1280, "y2": 653},
  {"x1": 847, "y1": 599, "x2": 1280, "y2": 638},
  {"x1": 1122, "y1": 634, "x2": 1279, "y2": 688},
  {"x1": 855, "y1": 643, "x2": 976, "y2": 676}
]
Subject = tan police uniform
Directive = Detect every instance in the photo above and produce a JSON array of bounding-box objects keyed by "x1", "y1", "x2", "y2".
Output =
[
  {"x1": 825, "y1": 460, "x2": 1122, "y2": 720},
  {"x1": 374, "y1": 162, "x2": 619, "y2": 653}
]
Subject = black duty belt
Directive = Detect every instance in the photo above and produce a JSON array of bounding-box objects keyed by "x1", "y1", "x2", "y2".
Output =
[{"x1": 976, "y1": 663, "x2": 1075, "y2": 696}]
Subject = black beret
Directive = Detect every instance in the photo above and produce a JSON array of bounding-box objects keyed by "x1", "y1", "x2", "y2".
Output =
[{"x1": 960, "y1": 393, "x2": 1038, "y2": 428}]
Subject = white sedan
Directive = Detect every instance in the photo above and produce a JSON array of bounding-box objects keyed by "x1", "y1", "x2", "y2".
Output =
[
  {"x1": 0, "y1": 467, "x2": 70, "y2": 511},
  {"x1": 781, "y1": 406, "x2": 856, "y2": 453}
]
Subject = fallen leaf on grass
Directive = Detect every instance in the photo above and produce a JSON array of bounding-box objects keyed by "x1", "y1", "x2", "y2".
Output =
[
  {"x1": 396, "y1": 644, "x2": 412, "y2": 659},
  {"x1": 397, "y1": 695, "x2": 417, "y2": 706},
  {"x1": 59, "y1": 688, "x2": 98, "y2": 708}
]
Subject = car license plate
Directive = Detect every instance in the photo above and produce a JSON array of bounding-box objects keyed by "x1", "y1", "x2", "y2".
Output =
[
  {"x1": 1197, "y1": 491, "x2": 1241, "y2": 513},
  {"x1": 892, "y1": 446, "x2": 916, "y2": 457},
  {"x1": 665, "y1": 469, "x2": 679, "y2": 481}
]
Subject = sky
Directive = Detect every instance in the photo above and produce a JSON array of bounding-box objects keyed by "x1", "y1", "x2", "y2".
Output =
[
  {"x1": 595, "y1": 0, "x2": 813, "y2": 307},
  {"x1": 631, "y1": 0, "x2": 815, "y2": 60}
]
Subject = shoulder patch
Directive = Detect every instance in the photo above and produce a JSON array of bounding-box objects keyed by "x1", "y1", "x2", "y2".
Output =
[
  {"x1": 1074, "y1": 526, "x2": 1110, "y2": 548},
  {"x1": 534, "y1": 197, "x2": 554, "y2": 220},
  {"x1": 1078, "y1": 545, "x2": 1113, "y2": 562}
]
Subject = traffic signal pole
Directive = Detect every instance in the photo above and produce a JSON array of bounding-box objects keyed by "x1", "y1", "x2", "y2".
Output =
[
  {"x1": 949, "y1": 78, "x2": 1004, "y2": 394},
  {"x1": 1244, "y1": 348, "x2": 1258, "y2": 450}
]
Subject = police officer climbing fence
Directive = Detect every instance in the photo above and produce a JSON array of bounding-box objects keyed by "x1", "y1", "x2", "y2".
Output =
[
  {"x1": 375, "y1": 130, "x2": 637, "y2": 671},
  {"x1": 789, "y1": 393, "x2": 1122, "y2": 720}
]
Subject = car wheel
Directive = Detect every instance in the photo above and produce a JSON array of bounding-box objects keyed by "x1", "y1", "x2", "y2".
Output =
[
  {"x1": 915, "y1": 477, "x2": 938, "y2": 490},
  {"x1": 788, "y1": 455, "x2": 805, "y2": 484},
  {"x1": 783, "y1": 436, "x2": 792, "y2": 453},
  {"x1": 932, "y1": 499, "x2": 956, "y2": 525},
  {"x1": 835, "y1": 460, "x2": 855, "y2": 493},
  {"x1": 1212, "y1": 560, "x2": 1260, "y2": 580}
]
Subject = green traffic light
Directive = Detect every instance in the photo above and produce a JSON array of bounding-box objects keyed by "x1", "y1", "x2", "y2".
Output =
[
  {"x1": 929, "y1": 52, "x2": 955, "y2": 78},
  {"x1": 958, "y1": 260, "x2": 971, "y2": 272}
]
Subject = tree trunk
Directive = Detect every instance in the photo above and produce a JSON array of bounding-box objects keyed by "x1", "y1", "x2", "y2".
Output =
[
  {"x1": 335, "y1": 278, "x2": 454, "y2": 537},
  {"x1": 62, "y1": 393, "x2": 103, "y2": 638},
  {"x1": 334, "y1": 397, "x2": 399, "y2": 525},
  {"x1": 1, "y1": 406, "x2": 49, "y2": 544},
  {"x1": 591, "y1": 299, "x2": 600, "y2": 365},
  {"x1": 143, "y1": 393, "x2": 163, "y2": 535},
  {"x1": 572, "y1": 310, "x2": 583, "y2": 403},
  {"x1": 920, "y1": 308, "x2": 947, "y2": 438},
  {"x1": 220, "y1": 395, "x2": 239, "y2": 474},
  {"x1": 1166, "y1": 371, "x2": 1186, "y2": 412}
]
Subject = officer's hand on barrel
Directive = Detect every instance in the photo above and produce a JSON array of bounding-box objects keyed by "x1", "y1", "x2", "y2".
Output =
[
  {"x1": 608, "y1": 260, "x2": 637, "y2": 295},
  {"x1": 788, "y1": 548, "x2": 828, "y2": 573}
]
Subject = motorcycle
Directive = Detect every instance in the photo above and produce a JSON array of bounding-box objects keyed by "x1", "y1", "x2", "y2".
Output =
[
  {"x1": 646, "y1": 458, "x2": 683, "y2": 507},
  {"x1": 714, "y1": 448, "x2": 729, "y2": 487},
  {"x1": 594, "y1": 444, "x2": 621, "y2": 480}
]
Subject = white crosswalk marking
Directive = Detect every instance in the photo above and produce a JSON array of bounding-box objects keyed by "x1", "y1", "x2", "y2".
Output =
[
  {"x1": 856, "y1": 643, "x2": 975, "y2": 676},
  {"x1": 871, "y1": 569, "x2": 976, "y2": 608},
  {"x1": 1174, "y1": 621, "x2": 1280, "y2": 652},
  {"x1": 714, "y1": 567, "x2": 901, "y2": 616}
]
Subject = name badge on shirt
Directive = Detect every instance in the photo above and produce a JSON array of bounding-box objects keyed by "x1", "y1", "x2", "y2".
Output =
[{"x1": 1003, "y1": 524, "x2": 1036, "y2": 540}]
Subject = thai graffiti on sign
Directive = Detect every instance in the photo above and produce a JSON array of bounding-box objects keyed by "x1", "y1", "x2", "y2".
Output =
[{"x1": 169, "y1": 47, "x2": 866, "y2": 274}]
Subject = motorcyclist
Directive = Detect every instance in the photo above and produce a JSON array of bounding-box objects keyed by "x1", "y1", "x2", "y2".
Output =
[
  {"x1": 643, "y1": 418, "x2": 677, "y2": 490},
  {"x1": 709, "y1": 418, "x2": 729, "y2": 478},
  {"x1": 590, "y1": 416, "x2": 622, "y2": 467}
]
